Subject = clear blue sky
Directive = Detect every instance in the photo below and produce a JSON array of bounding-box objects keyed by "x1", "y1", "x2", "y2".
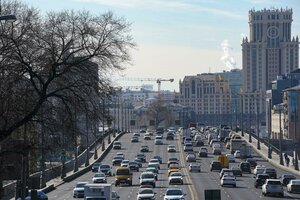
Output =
[{"x1": 23, "y1": 0, "x2": 300, "y2": 91}]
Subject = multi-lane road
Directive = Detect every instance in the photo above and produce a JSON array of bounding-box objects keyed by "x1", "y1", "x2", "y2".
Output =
[{"x1": 47, "y1": 131, "x2": 300, "y2": 199}]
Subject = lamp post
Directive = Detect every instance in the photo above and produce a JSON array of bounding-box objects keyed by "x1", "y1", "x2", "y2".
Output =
[
  {"x1": 279, "y1": 104, "x2": 284, "y2": 165},
  {"x1": 101, "y1": 96, "x2": 106, "y2": 151},
  {"x1": 268, "y1": 98, "x2": 272, "y2": 159},
  {"x1": 292, "y1": 92, "x2": 299, "y2": 170},
  {"x1": 256, "y1": 95, "x2": 260, "y2": 150},
  {"x1": 248, "y1": 94, "x2": 252, "y2": 143},
  {"x1": 241, "y1": 93, "x2": 244, "y2": 136}
]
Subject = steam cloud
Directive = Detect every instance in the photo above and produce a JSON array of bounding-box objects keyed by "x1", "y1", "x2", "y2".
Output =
[{"x1": 220, "y1": 39, "x2": 237, "y2": 70}]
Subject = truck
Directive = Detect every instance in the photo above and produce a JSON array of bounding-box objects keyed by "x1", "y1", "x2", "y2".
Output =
[
  {"x1": 218, "y1": 127, "x2": 231, "y2": 142},
  {"x1": 240, "y1": 144, "x2": 252, "y2": 158},
  {"x1": 84, "y1": 183, "x2": 111, "y2": 200},
  {"x1": 230, "y1": 139, "x2": 246, "y2": 154}
]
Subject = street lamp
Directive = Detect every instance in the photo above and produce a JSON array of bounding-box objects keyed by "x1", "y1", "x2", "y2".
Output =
[
  {"x1": 267, "y1": 98, "x2": 272, "y2": 159},
  {"x1": 279, "y1": 104, "x2": 284, "y2": 165},
  {"x1": 248, "y1": 94, "x2": 252, "y2": 143},
  {"x1": 256, "y1": 95, "x2": 260, "y2": 150}
]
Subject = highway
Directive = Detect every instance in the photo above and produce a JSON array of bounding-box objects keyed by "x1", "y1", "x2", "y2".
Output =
[{"x1": 47, "y1": 130, "x2": 300, "y2": 200}]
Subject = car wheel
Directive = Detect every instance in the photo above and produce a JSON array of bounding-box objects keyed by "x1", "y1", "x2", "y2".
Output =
[
  {"x1": 234, "y1": 184, "x2": 236, "y2": 188},
  {"x1": 280, "y1": 193, "x2": 284, "y2": 197},
  {"x1": 221, "y1": 184, "x2": 223, "y2": 187},
  {"x1": 129, "y1": 181, "x2": 132, "y2": 186},
  {"x1": 199, "y1": 170, "x2": 201, "y2": 172}
]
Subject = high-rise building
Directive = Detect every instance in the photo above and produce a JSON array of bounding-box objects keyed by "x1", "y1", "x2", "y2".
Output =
[
  {"x1": 179, "y1": 73, "x2": 231, "y2": 125},
  {"x1": 242, "y1": 8, "x2": 299, "y2": 115}
]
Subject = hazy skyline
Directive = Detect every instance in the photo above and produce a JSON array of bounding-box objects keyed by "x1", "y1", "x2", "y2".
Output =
[{"x1": 23, "y1": 0, "x2": 300, "y2": 91}]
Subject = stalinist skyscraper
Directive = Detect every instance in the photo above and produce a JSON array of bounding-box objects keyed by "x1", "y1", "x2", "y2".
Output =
[{"x1": 242, "y1": 8, "x2": 299, "y2": 115}]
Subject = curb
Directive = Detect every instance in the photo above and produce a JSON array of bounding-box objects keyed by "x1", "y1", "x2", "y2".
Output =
[
  {"x1": 243, "y1": 135, "x2": 300, "y2": 177},
  {"x1": 43, "y1": 132, "x2": 126, "y2": 192}
]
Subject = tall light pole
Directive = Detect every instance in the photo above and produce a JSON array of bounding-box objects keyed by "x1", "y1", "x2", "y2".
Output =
[
  {"x1": 256, "y1": 95, "x2": 260, "y2": 149},
  {"x1": 292, "y1": 92, "x2": 299, "y2": 170},
  {"x1": 101, "y1": 96, "x2": 106, "y2": 151},
  {"x1": 279, "y1": 104, "x2": 284, "y2": 165},
  {"x1": 268, "y1": 98, "x2": 272, "y2": 159},
  {"x1": 248, "y1": 94, "x2": 252, "y2": 143},
  {"x1": 241, "y1": 93, "x2": 244, "y2": 136}
]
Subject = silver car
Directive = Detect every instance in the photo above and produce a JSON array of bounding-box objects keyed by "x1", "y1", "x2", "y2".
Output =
[{"x1": 262, "y1": 179, "x2": 284, "y2": 197}]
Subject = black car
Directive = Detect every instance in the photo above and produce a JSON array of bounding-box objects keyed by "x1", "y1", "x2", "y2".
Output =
[
  {"x1": 210, "y1": 160, "x2": 222, "y2": 172},
  {"x1": 134, "y1": 158, "x2": 143, "y2": 167},
  {"x1": 140, "y1": 146, "x2": 149, "y2": 152},
  {"x1": 280, "y1": 174, "x2": 296, "y2": 186},
  {"x1": 246, "y1": 158, "x2": 257, "y2": 168},
  {"x1": 239, "y1": 162, "x2": 251, "y2": 173},
  {"x1": 166, "y1": 133, "x2": 175, "y2": 140},
  {"x1": 254, "y1": 174, "x2": 270, "y2": 188},
  {"x1": 153, "y1": 155, "x2": 162, "y2": 164},
  {"x1": 263, "y1": 168, "x2": 277, "y2": 179},
  {"x1": 131, "y1": 136, "x2": 139, "y2": 143},
  {"x1": 92, "y1": 162, "x2": 101, "y2": 172},
  {"x1": 194, "y1": 139, "x2": 204, "y2": 147}
]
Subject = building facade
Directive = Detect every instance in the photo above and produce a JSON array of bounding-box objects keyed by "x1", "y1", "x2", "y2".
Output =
[
  {"x1": 216, "y1": 69, "x2": 243, "y2": 121},
  {"x1": 179, "y1": 73, "x2": 231, "y2": 126},
  {"x1": 242, "y1": 8, "x2": 299, "y2": 116}
]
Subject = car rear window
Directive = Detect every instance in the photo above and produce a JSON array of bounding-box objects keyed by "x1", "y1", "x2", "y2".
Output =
[{"x1": 268, "y1": 180, "x2": 281, "y2": 185}]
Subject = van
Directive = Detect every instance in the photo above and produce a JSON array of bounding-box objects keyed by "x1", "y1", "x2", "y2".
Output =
[
  {"x1": 115, "y1": 167, "x2": 132, "y2": 186},
  {"x1": 217, "y1": 155, "x2": 229, "y2": 168}
]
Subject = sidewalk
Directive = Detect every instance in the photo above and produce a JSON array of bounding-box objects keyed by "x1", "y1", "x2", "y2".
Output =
[
  {"x1": 44, "y1": 133, "x2": 117, "y2": 188},
  {"x1": 240, "y1": 131, "x2": 300, "y2": 177}
]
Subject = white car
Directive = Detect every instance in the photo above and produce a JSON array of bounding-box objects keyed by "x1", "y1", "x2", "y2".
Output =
[
  {"x1": 137, "y1": 188, "x2": 156, "y2": 200},
  {"x1": 186, "y1": 153, "x2": 196, "y2": 162},
  {"x1": 164, "y1": 188, "x2": 186, "y2": 200},
  {"x1": 169, "y1": 172, "x2": 184, "y2": 185},
  {"x1": 287, "y1": 179, "x2": 300, "y2": 193},
  {"x1": 92, "y1": 172, "x2": 107, "y2": 183},
  {"x1": 262, "y1": 179, "x2": 284, "y2": 197},
  {"x1": 121, "y1": 160, "x2": 130, "y2": 167},
  {"x1": 149, "y1": 159, "x2": 160, "y2": 170},
  {"x1": 139, "y1": 172, "x2": 156, "y2": 188},
  {"x1": 220, "y1": 175, "x2": 236, "y2": 187},
  {"x1": 155, "y1": 138, "x2": 163, "y2": 145},
  {"x1": 116, "y1": 152, "x2": 125, "y2": 159},
  {"x1": 189, "y1": 162, "x2": 201, "y2": 172},
  {"x1": 254, "y1": 165, "x2": 266, "y2": 176},
  {"x1": 73, "y1": 182, "x2": 88, "y2": 198},
  {"x1": 234, "y1": 150, "x2": 240, "y2": 158},
  {"x1": 167, "y1": 145, "x2": 176, "y2": 152}
]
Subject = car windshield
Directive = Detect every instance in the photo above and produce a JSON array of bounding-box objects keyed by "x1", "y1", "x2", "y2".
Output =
[
  {"x1": 268, "y1": 181, "x2": 281, "y2": 185},
  {"x1": 94, "y1": 173, "x2": 105, "y2": 177},
  {"x1": 116, "y1": 169, "x2": 130, "y2": 175},
  {"x1": 166, "y1": 189, "x2": 183, "y2": 195},
  {"x1": 76, "y1": 183, "x2": 87, "y2": 187},
  {"x1": 291, "y1": 180, "x2": 300, "y2": 184},
  {"x1": 171, "y1": 173, "x2": 182, "y2": 177},
  {"x1": 101, "y1": 165, "x2": 110, "y2": 169},
  {"x1": 139, "y1": 189, "x2": 154, "y2": 194},
  {"x1": 142, "y1": 173, "x2": 154, "y2": 178}
]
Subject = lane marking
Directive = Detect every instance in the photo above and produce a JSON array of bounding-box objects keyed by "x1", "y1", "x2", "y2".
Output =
[{"x1": 177, "y1": 139, "x2": 198, "y2": 200}]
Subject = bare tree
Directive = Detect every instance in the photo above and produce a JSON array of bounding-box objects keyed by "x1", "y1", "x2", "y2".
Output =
[
  {"x1": 0, "y1": 0, "x2": 135, "y2": 142},
  {"x1": 146, "y1": 96, "x2": 173, "y2": 128}
]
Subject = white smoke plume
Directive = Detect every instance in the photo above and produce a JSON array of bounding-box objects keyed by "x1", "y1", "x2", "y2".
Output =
[{"x1": 220, "y1": 39, "x2": 237, "y2": 70}]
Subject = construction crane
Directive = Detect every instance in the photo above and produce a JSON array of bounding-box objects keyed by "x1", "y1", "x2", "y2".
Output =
[
  {"x1": 119, "y1": 78, "x2": 174, "y2": 92},
  {"x1": 156, "y1": 78, "x2": 174, "y2": 92}
]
